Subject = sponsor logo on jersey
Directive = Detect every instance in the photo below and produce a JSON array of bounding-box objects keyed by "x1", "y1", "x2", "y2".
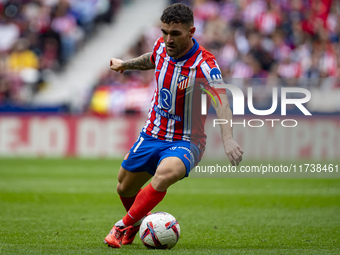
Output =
[
  {"x1": 160, "y1": 88, "x2": 172, "y2": 110},
  {"x1": 177, "y1": 74, "x2": 190, "y2": 90},
  {"x1": 154, "y1": 106, "x2": 182, "y2": 121}
]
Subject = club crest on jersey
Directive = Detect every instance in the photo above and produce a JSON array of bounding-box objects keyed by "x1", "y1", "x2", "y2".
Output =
[{"x1": 177, "y1": 74, "x2": 190, "y2": 90}]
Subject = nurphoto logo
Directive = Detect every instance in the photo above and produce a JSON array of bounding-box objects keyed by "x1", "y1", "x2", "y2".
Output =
[{"x1": 201, "y1": 84, "x2": 312, "y2": 128}]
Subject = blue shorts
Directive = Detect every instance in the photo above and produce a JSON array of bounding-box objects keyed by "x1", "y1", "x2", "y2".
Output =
[{"x1": 121, "y1": 132, "x2": 201, "y2": 177}]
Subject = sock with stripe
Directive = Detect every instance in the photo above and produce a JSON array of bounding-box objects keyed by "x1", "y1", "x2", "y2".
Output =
[{"x1": 122, "y1": 183, "x2": 166, "y2": 226}]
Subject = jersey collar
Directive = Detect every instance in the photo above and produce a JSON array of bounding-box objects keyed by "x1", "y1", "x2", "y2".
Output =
[{"x1": 170, "y1": 38, "x2": 199, "y2": 63}]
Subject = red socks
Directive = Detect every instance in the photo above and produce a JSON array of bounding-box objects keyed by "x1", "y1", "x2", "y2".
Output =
[
  {"x1": 122, "y1": 183, "x2": 166, "y2": 226},
  {"x1": 119, "y1": 189, "x2": 141, "y2": 212}
]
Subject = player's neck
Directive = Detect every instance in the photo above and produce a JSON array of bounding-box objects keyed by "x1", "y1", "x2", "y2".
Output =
[{"x1": 173, "y1": 38, "x2": 194, "y2": 60}]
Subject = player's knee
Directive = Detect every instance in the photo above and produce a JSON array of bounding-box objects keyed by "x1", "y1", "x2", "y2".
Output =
[
  {"x1": 154, "y1": 166, "x2": 185, "y2": 185},
  {"x1": 116, "y1": 182, "x2": 132, "y2": 197},
  {"x1": 152, "y1": 168, "x2": 184, "y2": 192},
  {"x1": 116, "y1": 182, "x2": 124, "y2": 196}
]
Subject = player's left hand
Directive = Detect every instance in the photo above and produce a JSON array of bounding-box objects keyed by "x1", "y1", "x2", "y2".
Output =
[
  {"x1": 224, "y1": 138, "x2": 244, "y2": 166},
  {"x1": 110, "y1": 58, "x2": 124, "y2": 73}
]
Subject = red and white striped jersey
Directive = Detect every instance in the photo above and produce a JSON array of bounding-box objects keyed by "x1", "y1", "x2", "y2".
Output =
[
  {"x1": 277, "y1": 62, "x2": 302, "y2": 78},
  {"x1": 142, "y1": 37, "x2": 224, "y2": 149},
  {"x1": 255, "y1": 11, "x2": 281, "y2": 35}
]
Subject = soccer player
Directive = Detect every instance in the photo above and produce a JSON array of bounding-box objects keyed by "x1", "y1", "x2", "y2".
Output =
[{"x1": 104, "y1": 3, "x2": 243, "y2": 248}]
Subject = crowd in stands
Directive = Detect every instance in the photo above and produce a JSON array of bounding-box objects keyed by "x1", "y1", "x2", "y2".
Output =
[
  {"x1": 95, "y1": 0, "x2": 340, "y2": 111},
  {"x1": 189, "y1": 0, "x2": 339, "y2": 89},
  {"x1": 0, "y1": 0, "x2": 120, "y2": 103}
]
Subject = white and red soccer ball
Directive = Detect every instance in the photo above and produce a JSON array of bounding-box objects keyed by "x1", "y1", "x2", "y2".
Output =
[{"x1": 139, "y1": 212, "x2": 180, "y2": 249}]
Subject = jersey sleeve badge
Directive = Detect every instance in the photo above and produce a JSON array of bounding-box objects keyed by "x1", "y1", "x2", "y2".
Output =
[{"x1": 209, "y1": 68, "x2": 223, "y2": 85}]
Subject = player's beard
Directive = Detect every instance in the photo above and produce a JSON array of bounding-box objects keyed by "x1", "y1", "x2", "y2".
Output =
[{"x1": 166, "y1": 39, "x2": 190, "y2": 60}]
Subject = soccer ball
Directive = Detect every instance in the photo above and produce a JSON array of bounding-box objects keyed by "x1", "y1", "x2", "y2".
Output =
[{"x1": 139, "y1": 212, "x2": 180, "y2": 249}]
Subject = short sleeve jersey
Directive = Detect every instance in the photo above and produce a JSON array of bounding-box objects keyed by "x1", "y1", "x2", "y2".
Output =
[{"x1": 142, "y1": 37, "x2": 224, "y2": 150}]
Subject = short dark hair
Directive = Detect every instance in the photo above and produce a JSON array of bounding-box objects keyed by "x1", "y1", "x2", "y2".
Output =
[{"x1": 160, "y1": 3, "x2": 193, "y2": 26}]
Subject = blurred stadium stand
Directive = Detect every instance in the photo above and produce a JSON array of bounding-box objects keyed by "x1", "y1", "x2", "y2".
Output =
[
  {"x1": 0, "y1": 0, "x2": 120, "y2": 107},
  {"x1": 0, "y1": 0, "x2": 167, "y2": 112}
]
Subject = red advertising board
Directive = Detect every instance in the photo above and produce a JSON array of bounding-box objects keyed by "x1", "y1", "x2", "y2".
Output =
[{"x1": 0, "y1": 115, "x2": 339, "y2": 159}]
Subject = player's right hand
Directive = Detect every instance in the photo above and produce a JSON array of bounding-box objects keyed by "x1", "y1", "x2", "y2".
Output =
[
  {"x1": 224, "y1": 138, "x2": 244, "y2": 166},
  {"x1": 110, "y1": 58, "x2": 124, "y2": 73}
]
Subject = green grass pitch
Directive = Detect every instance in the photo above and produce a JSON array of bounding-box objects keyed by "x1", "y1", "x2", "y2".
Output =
[{"x1": 0, "y1": 158, "x2": 339, "y2": 255}]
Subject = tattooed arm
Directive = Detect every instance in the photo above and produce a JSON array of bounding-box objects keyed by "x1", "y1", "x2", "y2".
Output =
[{"x1": 110, "y1": 52, "x2": 155, "y2": 72}]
